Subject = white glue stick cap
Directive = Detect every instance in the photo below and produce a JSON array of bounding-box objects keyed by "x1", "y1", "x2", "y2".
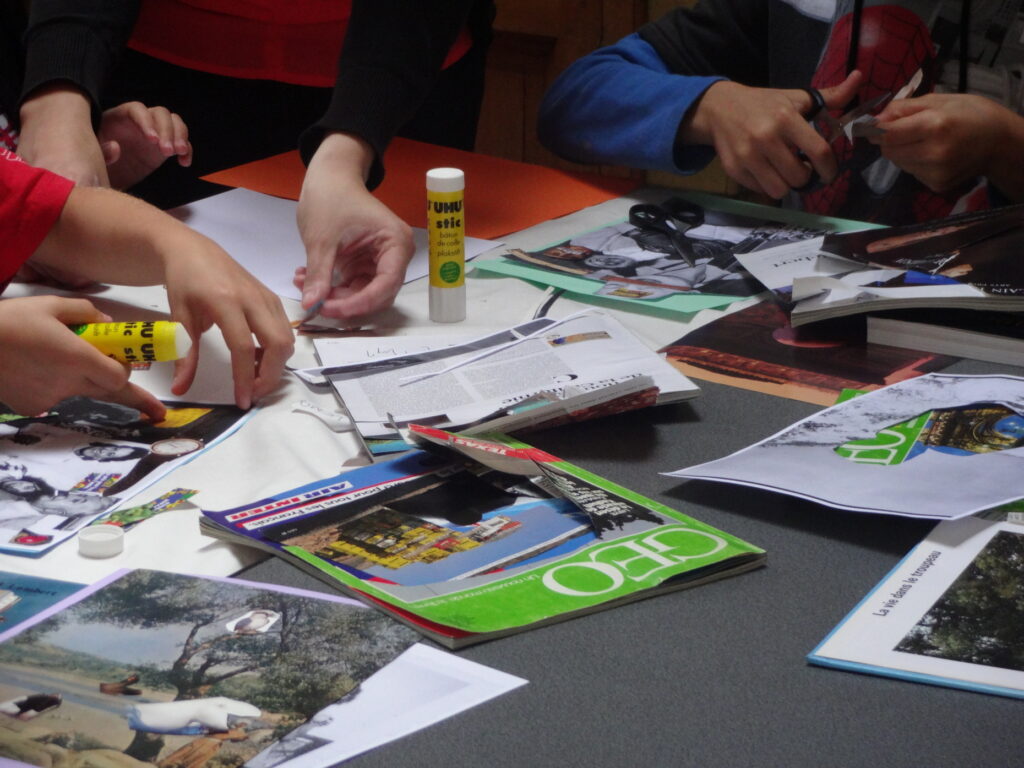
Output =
[
  {"x1": 171, "y1": 322, "x2": 193, "y2": 360},
  {"x1": 426, "y1": 167, "x2": 464, "y2": 192},
  {"x1": 79, "y1": 524, "x2": 124, "y2": 558}
]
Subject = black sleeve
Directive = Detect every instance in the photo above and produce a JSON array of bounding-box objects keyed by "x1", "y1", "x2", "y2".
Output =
[
  {"x1": 298, "y1": 0, "x2": 480, "y2": 189},
  {"x1": 20, "y1": 0, "x2": 140, "y2": 128},
  {"x1": 638, "y1": 0, "x2": 770, "y2": 88}
]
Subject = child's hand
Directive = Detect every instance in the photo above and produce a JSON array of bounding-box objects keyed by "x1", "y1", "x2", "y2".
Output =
[
  {"x1": 161, "y1": 238, "x2": 295, "y2": 410},
  {"x1": 98, "y1": 102, "x2": 193, "y2": 190},
  {"x1": 0, "y1": 296, "x2": 166, "y2": 419}
]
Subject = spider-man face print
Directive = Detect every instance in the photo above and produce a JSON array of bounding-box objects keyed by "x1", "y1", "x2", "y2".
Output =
[{"x1": 800, "y1": 3, "x2": 986, "y2": 224}]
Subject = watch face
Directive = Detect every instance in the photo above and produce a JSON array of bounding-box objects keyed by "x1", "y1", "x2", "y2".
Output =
[{"x1": 151, "y1": 438, "x2": 204, "y2": 457}]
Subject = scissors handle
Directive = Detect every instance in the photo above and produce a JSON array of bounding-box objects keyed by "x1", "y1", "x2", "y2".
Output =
[{"x1": 628, "y1": 204, "x2": 696, "y2": 267}]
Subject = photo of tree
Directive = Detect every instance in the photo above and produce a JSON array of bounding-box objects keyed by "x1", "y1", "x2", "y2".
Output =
[
  {"x1": 0, "y1": 570, "x2": 418, "y2": 767},
  {"x1": 896, "y1": 530, "x2": 1024, "y2": 672}
]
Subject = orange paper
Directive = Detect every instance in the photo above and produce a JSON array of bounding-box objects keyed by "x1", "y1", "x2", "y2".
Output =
[{"x1": 202, "y1": 138, "x2": 639, "y2": 239}]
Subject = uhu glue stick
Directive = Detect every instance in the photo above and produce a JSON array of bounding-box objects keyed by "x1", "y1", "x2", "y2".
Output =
[
  {"x1": 427, "y1": 167, "x2": 466, "y2": 323},
  {"x1": 70, "y1": 320, "x2": 191, "y2": 363}
]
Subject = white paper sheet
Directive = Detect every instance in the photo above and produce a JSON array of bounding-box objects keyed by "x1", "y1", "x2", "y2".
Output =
[
  {"x1": 667, "y1": 373, "x2": 1024, "y2": 520},
  {"x1": 171, "y1": 189, "x2": 499, "y2": 300},
  {"x1": 249, "y1": 643, "x2": 526, "y2": 768}
]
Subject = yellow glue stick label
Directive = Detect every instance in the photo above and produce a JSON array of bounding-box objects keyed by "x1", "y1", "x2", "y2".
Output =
[
  {"x1": 70, "y1": 321, "x2": 189, "y2": 363},
  {"x1": 427, "y1": 189, "x2": 465, "y2": 289}
]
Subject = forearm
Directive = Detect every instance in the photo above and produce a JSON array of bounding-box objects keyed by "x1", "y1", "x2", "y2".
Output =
[
  {"x1": 30, "y1": 185, "x2": 196, "y2": 285},
  {"x1": 18, "y1": 84, "x2": 92, "y2": 139},
  {"x1": 537, "y1": 34, "x2": 722, "y2": 173},
  {"x1": 299, "y1": 0, "x2": 476, "y2": 188},
  {"x1": 21, "y1": 0, "x2": 141, "y2": 123}
]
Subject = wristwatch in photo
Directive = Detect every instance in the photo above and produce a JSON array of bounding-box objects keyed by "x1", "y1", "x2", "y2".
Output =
[{"x1": 104, "y1": 437, "x2": 204, "y2": 496}]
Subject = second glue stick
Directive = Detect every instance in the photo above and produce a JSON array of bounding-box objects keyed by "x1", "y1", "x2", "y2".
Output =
[
  {"x1": 70, "y1": 321, "x2": 191, "y2": 364},
  {"x1": 427, "y1": 167, "x2": 466, "y2": 323}
]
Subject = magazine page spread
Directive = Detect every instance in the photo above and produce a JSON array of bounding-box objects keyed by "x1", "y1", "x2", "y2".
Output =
[
  {"x1": 667, "y1": 373, "x2": 1024, "y2": 520},
  {"x1": 0, "y1": 398, "x2": 250, "y2": 557},
  {"x1": 661, "y1": 300, "x2": 955, "y2": 407},
  {"x1": 0, "y1": 569, "x2": 419, "y2": 767},
  {"x1": 295, "y1": 311, "x2": 699, "y2": 442},
  {"x1": 808, "y1": 516, "x2": 1024, "y2": 700},
  {"x1": 201, "y1": 427, "x2": 765, "y2": 644},
  {"x1": 474, "y1": 191, "x2": 867, "y2": 317}
]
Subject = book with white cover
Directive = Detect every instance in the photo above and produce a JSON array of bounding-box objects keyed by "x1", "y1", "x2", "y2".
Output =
[{"x1": 808, "y1": 515, "x2": 1024, "y2": 700}]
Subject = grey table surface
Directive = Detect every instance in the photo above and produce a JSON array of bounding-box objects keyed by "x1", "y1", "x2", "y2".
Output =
[{"x1": 240, "y1": 357, "x2": 1024, "y2": 768}]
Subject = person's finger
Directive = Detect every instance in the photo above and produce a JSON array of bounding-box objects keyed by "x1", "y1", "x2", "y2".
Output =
[
  {"x1": 875, "y1": 94, "x2": 933, "y2": 123},
  {"x1": 123, "y1": 101, "x2": 160, "y2": 143},
  {"x1": 92, "y1": 380, "x2": 167, "y2": 423},
  {"x1": 212, "y1": 307, "x2": 258, "y2": 410},
  {"x1": 48, "y1": 297, "x2": 109, "y2": 325},
  {"x1": 785, "y1": 115, "x2": 838, "y2": 185},
  {"x1": 247, "y1": 300, "x2": 294, "y2": 401},
  {"x1": 147, "y1": 106, "x2": 178, "y2": 155},
  {"x1": 170, "y1": 113, "x2": 193, "y2": 165},
  {"x1": 171, "y1": 336, "x2": 201, "y2": 399},
  {"x1": 819, "y1": 70, "x2": 865, "y2": 111},
  {"x1": 100, "y1": 140, "x2": 121, "y2": 167},
  {"x1": 874, "y1": 110, "x2": 935, "y2": 147},
  {"x1": 322, "y1": 248, "x2": 407, "y2": 319},
  {"x1": 300, "y1": 242, "x2": 337, "y2": 310}
]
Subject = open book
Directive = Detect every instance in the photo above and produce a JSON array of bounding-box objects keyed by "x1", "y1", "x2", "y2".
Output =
[
  {"x1": 733, "y1": 204, "x2": 1024, "y2": 326},
  {"x1": 201, "y1": 426, "x2": 765, "y2": 648}
]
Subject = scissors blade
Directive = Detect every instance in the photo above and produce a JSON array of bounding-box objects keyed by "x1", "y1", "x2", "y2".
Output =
[{"x1": 818, "y1": 91, "x2": 892, "y2": 143}]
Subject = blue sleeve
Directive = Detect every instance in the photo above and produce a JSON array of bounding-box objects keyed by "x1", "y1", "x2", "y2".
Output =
[{"x1": 537, "y1": 33, "x2": 724, "y2": 175}]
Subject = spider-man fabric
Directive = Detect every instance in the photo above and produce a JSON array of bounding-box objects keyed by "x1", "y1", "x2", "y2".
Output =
[{"x1": 537, "y1": 0, "x2": 1024, "y2": 225}]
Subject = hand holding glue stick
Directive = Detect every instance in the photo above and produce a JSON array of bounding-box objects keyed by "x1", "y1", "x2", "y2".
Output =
[
  {"x1": 0, "y1": 296, "x2": 166, "y2": 420},
  {"x1": 70, "y1": 320, "x2": 191, "y2": 363},
  {"x1": 5, "y1": 165, "x2": 295, "y2": 412}
]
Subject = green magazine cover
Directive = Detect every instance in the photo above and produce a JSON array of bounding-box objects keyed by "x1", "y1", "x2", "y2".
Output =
[{"x1": 202, "y1": 425, "x2": 765, "y2": 647}]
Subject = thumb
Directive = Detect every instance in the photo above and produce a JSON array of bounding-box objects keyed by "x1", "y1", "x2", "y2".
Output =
[
  {"x1": 875, "y1": 95, "x2": 930, "y2": 122},
  {"x1": 820, "y1": 70, "x2": 865, "y2": 111},
  {"x1": 100, "y1": 140, "x2": 121, "y2": 167},
  {"x1": 300, "y1": 244, "x2": 335, "y2": 310}
]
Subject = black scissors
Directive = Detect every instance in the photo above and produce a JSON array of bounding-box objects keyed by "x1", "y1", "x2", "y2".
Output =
[
  {"x1": 795, "y1": 89, "x2": 892, "y2": 193},
  {"x1": 628, "y1": 198, "x2": 705, "y2": 267}
]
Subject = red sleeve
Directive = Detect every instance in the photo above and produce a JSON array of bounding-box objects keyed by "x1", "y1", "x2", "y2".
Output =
[{"x1": 0, "y1": 150, "x2": 75, "y2": 286}]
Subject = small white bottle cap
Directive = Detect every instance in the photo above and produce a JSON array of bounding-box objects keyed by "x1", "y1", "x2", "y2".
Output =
[
  {"x1": 78, "y1": 525, "x2": 125, "y2": 558},
  {"x1": 426, "y1": 167, "x2": 464, "y2": 192}
]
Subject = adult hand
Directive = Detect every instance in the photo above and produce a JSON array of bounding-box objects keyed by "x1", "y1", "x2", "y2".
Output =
[
  {"x1": 295, "y1": 132, "x2": 413, "y2": 321},
  {"x1": 871, "y1": 93, "x2": 1024, "y2": 198},
  {"x1": 98, "y1": 102, "x2": 193, "y2": 190},
  {"x1": 161, "y1": 237, "x2": 295, "y2": 410},
  {"x1": 17, "y1": 85, "x2": 110, "y2": 187},
  {"x1": 683, "y1": 71, "x2": 864, "y2": 199},
  {"x1": 0, "y1": 296, "x2": 165, "y2": 419}
]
